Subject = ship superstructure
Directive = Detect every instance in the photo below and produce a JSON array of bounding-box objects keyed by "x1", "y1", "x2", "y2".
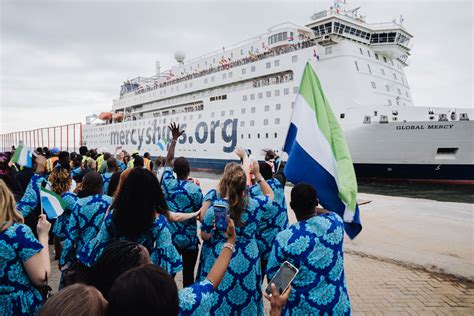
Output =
[{"x1": 82, "y1": 3, "x2": 474, "y2": 183}]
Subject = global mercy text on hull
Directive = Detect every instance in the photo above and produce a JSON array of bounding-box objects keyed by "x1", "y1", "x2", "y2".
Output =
[{"x1": 82, "y1": 3, "x2": 474, "y2": 184}]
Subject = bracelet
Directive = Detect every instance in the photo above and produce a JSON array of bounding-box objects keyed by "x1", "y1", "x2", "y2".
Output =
[{"x1": 223, "y1": 242, "x2": 235, "y2": 253}]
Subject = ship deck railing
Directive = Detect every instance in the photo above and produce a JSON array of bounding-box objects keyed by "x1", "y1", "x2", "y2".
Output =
[{"x1": 121, "y1": 38, "x2": 318, "y2": 99}]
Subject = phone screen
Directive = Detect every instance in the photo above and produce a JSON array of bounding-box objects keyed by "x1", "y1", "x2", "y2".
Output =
[
  {"x1": 214, "y1": 206, "x2": 228, "y2": 231},
  {"x1": 265, "y1": 261, "x2": 298, "y2": 296}
]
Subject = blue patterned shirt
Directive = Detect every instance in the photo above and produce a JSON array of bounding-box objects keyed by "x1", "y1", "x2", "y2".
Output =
[
  {"x1": 51, "y1": 192, "x2": 78, "y2": 240},
  {"x1": 266, "y1": 212, "x2": 351, "y2": 315},
  {"x1": 199, "y1": 194, "x2": 273, "y2": 315},
  {"x1": 178, "y1": 279, "x2": 215, "y2": 315},
  {"x1": 60, "y1": 194, "x2": 113, "y2": 266},
  {"x1": 101, "y1": 172, "x2": 113, "y2": 195},
  {"x1": 77, "y1": 212, "x2": 183, "y2": 275},
  {"x1": 249, "y1": 178, "x2": 289, "y2": 261},
  {"x1": 0, "y1": 223, "x2": 44, "y2": 316},
  {"x1": 161, "y1": 167, "x2": 203, "y2": 250},
  {"x1": 16, "y1": 174, "x2": 45, "y2": 217}
]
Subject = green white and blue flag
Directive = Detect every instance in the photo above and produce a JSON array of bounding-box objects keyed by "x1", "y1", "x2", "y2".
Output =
[
  {"x1": 283, "y1": 63, "x2": 362, "y2": 238},
  {"x1": 11, "y1": 141, "x2": 33, "y2": 168},
  {"x1": 40, "y1": 187, "x2": 65, "y2": 219}
]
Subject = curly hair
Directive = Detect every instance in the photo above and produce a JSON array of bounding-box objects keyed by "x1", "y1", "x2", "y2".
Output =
[
  {"x1": 48, "y1": 167, "x2": 72, "y2": 195},
  {"x1": 218, "y1": 162, "x2": 247, "y2": 226}
]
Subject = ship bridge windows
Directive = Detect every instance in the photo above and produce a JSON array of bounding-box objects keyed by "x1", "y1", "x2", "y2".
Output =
[
  {"x1": 313, "y1": 22, "x2": 332, "y2": 37},
  {"x1": 332, "y1": 22, "x2": 370, "y2": 41},
  {"x1": 370, "y1": 32, "x2": 397, "y2": 44},
  {"x1": 268, "y1": 31, "x2": 293, "y2": 45}
]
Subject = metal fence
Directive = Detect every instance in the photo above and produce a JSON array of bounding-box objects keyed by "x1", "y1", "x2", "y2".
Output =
[{"x1": 1, "y1": 123, "x2": 83, "y2": 153}]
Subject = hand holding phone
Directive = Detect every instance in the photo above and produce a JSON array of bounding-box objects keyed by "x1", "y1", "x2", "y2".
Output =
[
  {"x1": 265, "y1": 261, "x2": 298, "y2": 297},
  {"x1": 214, "y1": 198, "x2": 229, "y2": 232}
]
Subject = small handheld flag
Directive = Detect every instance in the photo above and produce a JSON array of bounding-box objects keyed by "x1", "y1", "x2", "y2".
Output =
[
  {"x1": 11, "y1": 141, "x2": 33, "y2": 168},
  {"x1": 40, "y1": 187, "x2": 66, "y2": 219},
  {"x1": 283, "y1": 63, "x2": 362, "y2": 238},
  {"x1": 156, "y1": 138, "x2": 169, "y2": 151}
]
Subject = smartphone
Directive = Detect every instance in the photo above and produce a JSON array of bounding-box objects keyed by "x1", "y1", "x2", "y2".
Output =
[
  {"x1": 265, "y1": 261, "x2": 299, "y2": 297},
  {"x1": 213, "y1": 198, "x2": 229, "y2": 231}
]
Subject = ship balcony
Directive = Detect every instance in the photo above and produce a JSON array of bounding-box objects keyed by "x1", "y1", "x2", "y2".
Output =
[{"x1": 371, "y1": 43, "x2": 410, "y2": 60}]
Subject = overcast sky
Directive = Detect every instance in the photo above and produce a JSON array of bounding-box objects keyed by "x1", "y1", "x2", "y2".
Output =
[{"x1": 0, "y1": 0, "x2": 472, "y2": 134}]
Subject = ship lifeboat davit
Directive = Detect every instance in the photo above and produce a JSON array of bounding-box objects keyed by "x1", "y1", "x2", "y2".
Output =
[
  {"x1": 98, "y1": 112, "x2": 113, "y2": 120},
  {"x1": 113, "y1": 112, "x2": 124, "y2": 122}
]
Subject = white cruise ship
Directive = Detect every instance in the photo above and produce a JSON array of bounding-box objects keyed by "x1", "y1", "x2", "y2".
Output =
[{"x1": 82, "y1": 4, "x2": 474, "y2": 184}]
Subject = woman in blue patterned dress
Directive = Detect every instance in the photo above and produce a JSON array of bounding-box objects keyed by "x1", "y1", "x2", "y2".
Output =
[
  {"x1": 77, "y1": 167, "x2": 183, "y2": 275},
  {"x1": 266, "y1": 183, "x2": 351, "y2": 315},
  {"x1": 107, "y1": 218, "x2": 237, "y2": 316},
  {"x1": 199, "y1": 162, "x2": 274, "y2": 315},
  {"x1": 49, "y1": 167, "x2": 78, "y2": 242},
  {"x1": 0, "y1": 180, "x2": 51, "y2": 316},
  {"x1": 60, "y1": 172, "x2": 112, "y2": 283}
]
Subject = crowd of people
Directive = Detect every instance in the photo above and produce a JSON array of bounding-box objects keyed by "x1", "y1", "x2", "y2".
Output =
[{"x1": 0, "y1": 122, "x2": 351, "y2": 315}]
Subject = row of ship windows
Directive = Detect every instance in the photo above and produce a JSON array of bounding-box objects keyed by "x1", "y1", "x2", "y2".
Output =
[
  {"x1": 118, "y1": 56, "x2": 300, "y2": 107},
  {"x1": 370, "y1": 81, "x2": 409, "y2": 98},
  {"x1": 123, "y1": 103, "x2": 288, "y2": 126},
  {"x1": 240, "y1": 132, "x2": 279, "y2": 140},
  {"x1": 358, "y1": 48, "x2": 402, "y2": 69},
  {"x1": 243, "y1": 86, "x2": 298, "y2": 101},
  {"x1": 354, "y1": 61, "x2": 407, "y2": 87}
]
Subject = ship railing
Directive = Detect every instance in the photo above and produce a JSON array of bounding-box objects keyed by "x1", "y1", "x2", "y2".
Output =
[{"x1": 124, "y1": 38, "x2": 318, "y2": 99}]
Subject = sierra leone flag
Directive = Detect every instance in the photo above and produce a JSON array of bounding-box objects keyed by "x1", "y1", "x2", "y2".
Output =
[
  {"x1": 11, "y1": 141, "x2": 33, "y2": 168},
  {"x1": 283, "y1": 63, "x2": 362, "y2": 238},
  {"x1": 40, "y1": 187, "x2": 66, "y2": 219}
]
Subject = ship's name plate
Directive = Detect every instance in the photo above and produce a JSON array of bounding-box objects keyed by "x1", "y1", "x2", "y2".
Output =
[{"x1": 396, "y1": 124, "x2": 454, "y2": 131}]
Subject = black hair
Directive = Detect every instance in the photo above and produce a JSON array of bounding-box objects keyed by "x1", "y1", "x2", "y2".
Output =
[
  {"x1": 173, "y1": 157, "x2": 190, "y2": 179},
  {"x1": 107, "y1": 264, "x2": 179, "y2": 316},
  {"x1": 78, "y1": 171, "x2": 103, "y2": 198},
  {"x1": 88, "y1": 240, "x2": 150, "y2": 300},
  {"x1": 79, "y1": 146, "x2": 89, "y2": 156},
  {"x1": 259, "y1": 162, "x2": 273, "y2": 180},
  {"x1": 107, "y1": 171, "x2": 122, "y2": 197},
  {"x1": 106, "y1": 157, "x2": 118, "y2": 172},
  {"x1": 144, "y1": 152, "x2": 151, "y2": 159},
  {"x1": 289, "y1": 183, "x2": 319, "y2": 216},
  {"x1": 58, "y1": 151, "x2": 71, "y2": 170},
  {"x1": 134, "y1": 156, "x2": 144, "y2": 168},
  {"x1": 36, "y1": 147, "x2": 43, "y2": 155},
  {"x1": 111, "y1": 168, "x2": 168, "y2": 238},
  {"x1": 103, "y1": 152, "x2": 111, "y2": 161}
]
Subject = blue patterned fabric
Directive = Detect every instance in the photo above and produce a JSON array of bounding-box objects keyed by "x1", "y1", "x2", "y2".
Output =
[
  {"x1": 59, "y1": 194, "x2": 113, "y2": 266},
  {"x1": 178, "y1": 279, "x2": 215, "y2": 316},
  {"x1": 266, "y1": 212, "x2": 351, "y2": 315},
  {"x1": 77, "y1": 211, "x2": 183, "y2": 275},
  {"x1": 161, "y1": 167, "x2": 203, "y2": 250},
  {"x1": 101, "y1": 172, "x2": 113, "y2": 195},
  {"x1": 196, "y1": 189, "x2": 219, "y2": 279},
  {"x1": 16, "y1": 174, "x2": 45, "y2": 217},
  {"x1": 0, "y1": 223, "x2": 44, "y2": 316},
  {"x1": 199, "y1": 194, "x2": 273, "y2": 316},
  {"x1": 249, "y1": 179, "x2": 289, "y2": 261},
  {"x1": 51, "y1": 192, "x2": 78, "y2": 240},
  {"x1": 70, "y1": 167, "x2": 82, "y2": 179}
]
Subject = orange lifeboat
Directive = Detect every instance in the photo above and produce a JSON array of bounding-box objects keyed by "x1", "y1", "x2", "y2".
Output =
[
  {"x1": 113, "y1": 112, "x2": 124, "y2": 122},
  {"x1": 98, "y1": 112, "x2": 113, "y2": 120}
]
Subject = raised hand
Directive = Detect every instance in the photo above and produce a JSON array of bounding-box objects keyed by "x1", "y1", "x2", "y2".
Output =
[
  {"x1": 37, "y1": 214, "x2": 51, "y2": 239},
  {"x1": 234, "y1": 147, "x2": 247, "y2": 160},
  {"x1": 168, "y1": 122, "x2": 184, "y2": 141}
]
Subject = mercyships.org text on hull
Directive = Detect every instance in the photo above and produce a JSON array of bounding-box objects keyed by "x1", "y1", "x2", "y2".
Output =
[{"x1": 82, "y1": 4, "x2": 474, "y2": 184}]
